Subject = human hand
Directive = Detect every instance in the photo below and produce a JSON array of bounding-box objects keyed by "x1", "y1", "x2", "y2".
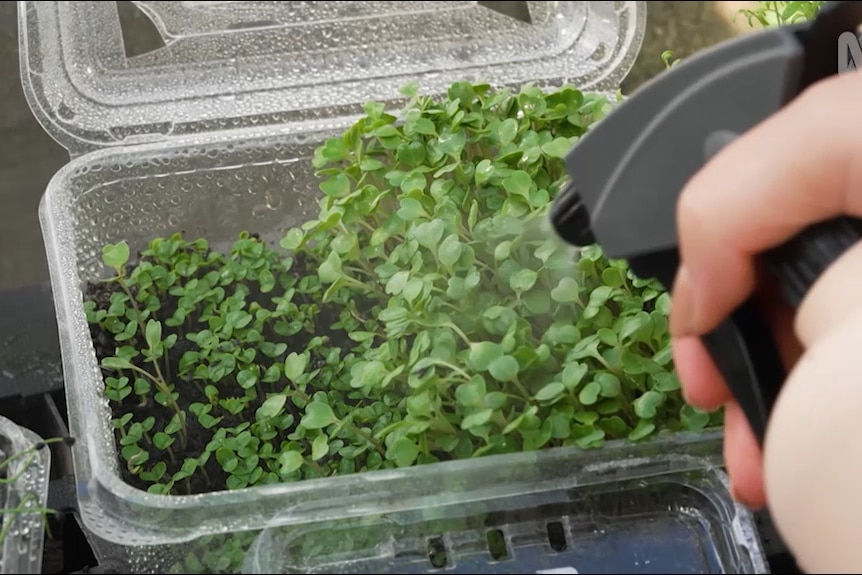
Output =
[{"x1": 670, "y1": 70, "x2": 862, "y2": 571}]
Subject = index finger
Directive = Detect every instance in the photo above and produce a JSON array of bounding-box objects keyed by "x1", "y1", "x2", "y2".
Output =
[{"x1": 671, "y1": 70, "x2": 862, "y2": 338}]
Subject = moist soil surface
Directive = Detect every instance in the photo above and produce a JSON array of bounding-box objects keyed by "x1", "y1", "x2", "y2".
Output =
[{"x1": 85, "y1": 237, "x2": 356, "y2": 495}]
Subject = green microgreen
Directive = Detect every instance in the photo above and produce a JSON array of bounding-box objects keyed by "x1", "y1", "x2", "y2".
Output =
[
  {"x1": 85, "y1": 80, "x2": 721, "y2": 499},
  {"x1": 0, "y1": 436, "x2": 69, "y2": 553},
  {"x1": 659, "y1": 2, "x2": 823, "y2": 74},
  {"x1": 735, "y1": 0, "x2": 825, "y2": 28},
  {"x1": 661, "y1": 50, "x2": 681, "y2": 70}
]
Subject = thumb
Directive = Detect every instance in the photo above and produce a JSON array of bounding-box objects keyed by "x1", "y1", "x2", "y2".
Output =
[{"x1": 764, "y1": 302, "x2": 862, "y2": 573}]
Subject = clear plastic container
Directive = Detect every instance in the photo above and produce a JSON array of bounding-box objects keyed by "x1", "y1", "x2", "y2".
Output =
[
  {"x1": 0, "y1": 416, "x2": 51, "y2": 574},
  {"x1": 240, "y1": 432, "x2": 768, "y2": 574},
  {"x1": 19, "y1": 2, "x2": 767, "y2": 573}
]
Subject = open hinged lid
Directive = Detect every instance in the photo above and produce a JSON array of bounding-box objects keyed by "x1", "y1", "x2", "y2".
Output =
[{"x1": 19, "y1": 1, "x2": 646, "y2": 158}]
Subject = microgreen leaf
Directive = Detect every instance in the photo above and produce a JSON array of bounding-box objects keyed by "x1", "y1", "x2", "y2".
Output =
[
  {"x1": 468, "y1": 342, "x2": 503, "y2": 372},
  {"x1": 551, "y1": 277, "x2": 579, "y2": 303},
  {"x1": 535, "y1": 382, "x2": 565, "y2": 402},
  {"x1": 634, "y1": 390, "x2": 665, "y2": 419},
  {"x1": 578, "y1": 381, "x2": 602, "y2": 406},
  {"x1": 280, "y1": 228, "x2": 304, "y2": 251},
  {"x1": 387, "y1": 437, "x2": 420, "y2": 467},
  {"x1": 596, "y1": 373, "x2": 622, "y2": 398},
  {"x1": 628, "y1": 420, "x2": 656, "y2": 441},
  {"x1": 102, "y1": 357, "x2": 134, "y2": 371},
  {"x1": 413, "y1": 220, "x2": 446, "y2": 249},
  {"x1": 499, "y1": 118, "x2": 518, "y2": 145},
  {"x1": 509, "y1": 269, "x2": 538, "y2": 293},
  {"x1": 301, "y1": 402, "x2": 337, "y2": 430},
  {"x1": 279, "y1": 451, "x2": 304, "y2": 475},
  {"x1": 561, "y1": 363, "x2": 588, "y2": 390},
  {"x1": 284, "y1": 352, "x2": 308, "y2": 382},
  {"x1": 502, "y1": 171, "x2": 532, "y2": 198},
  {"x1": 145, "y1": 319, "x2": 162, "y2": 351},
  {"x1": 488, "y1": 355, "x2": 519, "y2": 383},
  {"x1": 455, "y1": 375, "x2": 487, "y2": 407},
  {"x1": 102, "y1": 241, "x2": 130, "y2": 270},
  {"x1": 437, "y1": 234, "x2": 463, "y2": 270},
  {"x1": 318, "y1": 251, "x2": 343, "y2": 284},
  {"x1": 398, "y1": 197, "x2": 427, "y2": 221},
  {"x1": 475, "y1": 159, "x2": 494, "y2": 186},
  {"x1": 320, "y1": 173, "x2": 351, "y2": 198},
  {"x1": 153, "y1": 432, "x2": 174, "y2": 450},
  {"x1": 257, "y1": 394, "x2": 287, "y2": 420},
  {"x1": 311, "y1": 434, "x2": 329, "y2": 461},
  {"x1": 461, "y1": 408, "x2": 494, "y2": 430},
  {"x1": 681, "y1": 404, "x2": 711, "y2": 430},
  {"x1": 236, "y1": 369, "x2": 258, "y2": 391}
]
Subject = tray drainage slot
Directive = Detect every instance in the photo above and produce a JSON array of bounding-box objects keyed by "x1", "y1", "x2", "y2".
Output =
[
  {"x1": 427, "y1": 536, "x2": 448, "y2": 569},
  {"x1": 486, "y1": 528, "x2": 510, "y2": 561},
  {"x1": 547, "y1": 520, "x2": 567, "y2": 552}
]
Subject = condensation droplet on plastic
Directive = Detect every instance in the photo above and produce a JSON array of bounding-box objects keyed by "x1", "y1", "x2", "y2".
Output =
[
  {"x1": 251, "y1": 204, "x2": 271, "y2": 218},
  {"x1": 265, "y1": 192, "x2": 281, "y2": 210}
]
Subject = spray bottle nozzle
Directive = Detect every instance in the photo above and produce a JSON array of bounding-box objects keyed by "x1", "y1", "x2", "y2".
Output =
[{"x1": 550, "y1": 182, "x2": 596, "y2": 248}]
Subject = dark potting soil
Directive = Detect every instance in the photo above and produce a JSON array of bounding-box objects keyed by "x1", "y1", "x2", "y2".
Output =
[{"x1": 85, "y1": 235, "x2": 358, "y2": 495}]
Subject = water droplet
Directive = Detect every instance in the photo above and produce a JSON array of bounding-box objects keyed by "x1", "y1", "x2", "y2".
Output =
[
  {"x1": 265, "y1": 193, "x2": 281, "y2": 210},
  {"x1": 251, "y1": 204, "x2": 271, "y2": 218}
]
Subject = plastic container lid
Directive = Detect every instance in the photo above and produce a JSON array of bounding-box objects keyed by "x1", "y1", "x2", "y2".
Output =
[{"x1": 19, "y1": 1, "x2": 646, "y2": 158}]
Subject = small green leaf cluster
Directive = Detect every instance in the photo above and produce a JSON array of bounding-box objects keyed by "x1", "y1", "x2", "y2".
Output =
[
  {"x1": 736, "y1": 0, "x2": 824, "y2": 27},
  {"x1": 89, "y1": 233, "x2": 391, "y2": 494},
  {"x1": 86, "y1": 80, "x2": 718, "y2": 497},
  {"x1": 287, "y1": 80, "x2": 718, "y2": 455},
  {"x1": 0, "y1": 437, "x2": 66, "y2": 551},
  {"x1": 664, "y1": 2, "x2": 825, "y2": 71},
  {"x1": 661, "y1": 50, "x2": 680, "y2": 70},
  {"x1": 168, "y1": 532, "x2": 258, "y2": 574}
]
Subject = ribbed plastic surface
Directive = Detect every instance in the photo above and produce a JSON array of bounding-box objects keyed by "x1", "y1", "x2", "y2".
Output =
[
  {"x1": 19, "y1": 1, "x2": 646, "y2": 156},
  {"x1": 242, "y1": 433, "x2": 769, "y2": 575},
  {"x1": 0, "y1": 417, "x2": 51, "y2": 575}
]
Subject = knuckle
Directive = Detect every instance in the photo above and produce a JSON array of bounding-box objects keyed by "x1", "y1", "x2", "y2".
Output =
[{"x1": 676, "y1": 173, "x2": 710, "y2": 237}]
